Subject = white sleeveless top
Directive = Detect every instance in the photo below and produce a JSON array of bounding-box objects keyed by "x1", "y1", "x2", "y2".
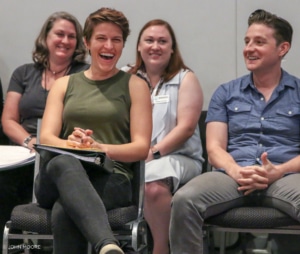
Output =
[{"x1": 150, "y1": 69, "x2": 204, "y2": 162}]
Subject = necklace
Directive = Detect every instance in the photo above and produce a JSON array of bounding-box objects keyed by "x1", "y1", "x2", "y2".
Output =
[
  {"x1": 43, "y1": 65, "x2": 71, "y2": 91},
  {"x1": 48, "y1": 65, "x2": 70, "y2": 76}
]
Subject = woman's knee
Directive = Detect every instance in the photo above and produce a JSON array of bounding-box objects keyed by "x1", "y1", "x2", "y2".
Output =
[{"x1": 145, "y1": 181, "x2": 171, "y2": 202}]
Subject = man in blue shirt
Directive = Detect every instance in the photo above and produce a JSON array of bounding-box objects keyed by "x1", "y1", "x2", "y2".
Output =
[{"x1": 170, "y1": 9, "x2": 300, "y2": 254}]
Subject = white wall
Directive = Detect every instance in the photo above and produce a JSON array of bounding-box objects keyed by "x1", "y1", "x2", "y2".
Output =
[{"x1": 0, "y1": 0, "x2": 299, "y2": 109}]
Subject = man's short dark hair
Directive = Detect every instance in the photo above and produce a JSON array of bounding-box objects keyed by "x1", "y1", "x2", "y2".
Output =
[{"x1": 248, "y1": 9, "x2": 293, "y2": 46}]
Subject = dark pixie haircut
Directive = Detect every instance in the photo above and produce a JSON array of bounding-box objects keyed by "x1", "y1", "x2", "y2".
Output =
[
  {"x1": 248, "y1": 9, "x2": 293, "y2": 46},
  {"x1": 83, "y1": 7, "x2": 130, "y2": 44},
  {"x1": 33, "y1": 11, "x2": 87, "y2": 69}
]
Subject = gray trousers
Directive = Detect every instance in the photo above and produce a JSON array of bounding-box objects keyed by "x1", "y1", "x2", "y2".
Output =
[{"x1": 169, "y1": 171, "x2": 300, "y2": 254}]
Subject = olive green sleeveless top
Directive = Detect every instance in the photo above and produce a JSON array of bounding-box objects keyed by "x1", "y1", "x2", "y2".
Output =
[{"x1": 61, "y1": 70, "x2": 132, "y2": 177}]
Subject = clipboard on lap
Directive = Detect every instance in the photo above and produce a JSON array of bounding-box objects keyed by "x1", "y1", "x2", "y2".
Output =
[{"x1": 33, "y1": 144, "x2": 114, "y2": 173}]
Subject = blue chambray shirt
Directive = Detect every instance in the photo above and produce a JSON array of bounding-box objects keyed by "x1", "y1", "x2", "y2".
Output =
[{"x1": 206, "y1": 70, "x2": 300, "y2": 169}]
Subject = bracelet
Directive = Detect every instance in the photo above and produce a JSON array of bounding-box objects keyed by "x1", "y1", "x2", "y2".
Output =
[{"x1": 23, "y1": 135, "x2": 33, "y2": 148}]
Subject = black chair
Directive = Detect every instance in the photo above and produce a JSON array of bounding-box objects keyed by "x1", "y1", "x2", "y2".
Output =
[
  {"x1": 0, "y1": 122, "x2": 9, "y2": 145},
  {"x1": 0, "y1": 78, "x2": 9, "y2": 145},
  {"x1": 3, "y1": 121, "x2": 148, "y2": 254},
  {"x1": 3, "y1": 160, "x2": 147, "y2": 254},
  {"x1": 198, "y1": 110, "x2": 208, "y2": 172},
  {"x1": 204, "y1": 207, "x2": 300, "y2": 254}
]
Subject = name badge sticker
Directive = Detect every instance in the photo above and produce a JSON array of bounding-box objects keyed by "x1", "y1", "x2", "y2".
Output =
[{"x1": 153, "y1": 95, "x2": 170, "y2": 104}]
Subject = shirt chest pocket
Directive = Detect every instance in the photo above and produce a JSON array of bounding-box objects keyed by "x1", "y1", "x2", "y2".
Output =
[
  {"x1": 227, "y1": 104, "x2": 252, "y2": 133},
  {"x1": 274, "y1": 107, "x2": 300, "y2": 134}
]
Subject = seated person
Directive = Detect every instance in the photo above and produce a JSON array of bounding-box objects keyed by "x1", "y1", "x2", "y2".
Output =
[
  {"x1": 2, "y1": 11, "x2": 88, "y2": 150},
  {"x1": 34, "y1": 7, "x2": 151, "y2": 254},
  {"x1": 126, "y1": 19, "x2": 204, "y2": 254},
  {"x1": 170, "y1": 9, "x2": 300, "y2": 254},
  {"x1": 0, "y1": 11, "x2": 88, "y2": 250}
]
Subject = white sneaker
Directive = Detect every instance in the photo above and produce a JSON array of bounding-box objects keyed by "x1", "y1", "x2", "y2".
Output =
[{"x1": 99, "y1": 244, "x2": 124, "y2": 254}]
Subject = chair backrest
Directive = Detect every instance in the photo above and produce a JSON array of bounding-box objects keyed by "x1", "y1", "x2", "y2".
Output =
[
  {"x1": 131, "y1": 161, "x2": 145, "y2": 218},
  {"x1": 32, "y1": 119, "x2": 41, "y2": 203},
  {"x1": 0, "y1": 80, "x2": 9, "y2": 145},
  {"x1": 0, "y1": 109, "x2": 9, "y2": 145},
  {"x1": 198, "y1": 110, "x2": 208, "y2": 172}
]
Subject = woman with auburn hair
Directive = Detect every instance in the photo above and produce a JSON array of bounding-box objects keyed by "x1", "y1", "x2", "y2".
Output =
[{"x1": 126, "y1": 19, "x2": 204, "y2": 254}]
